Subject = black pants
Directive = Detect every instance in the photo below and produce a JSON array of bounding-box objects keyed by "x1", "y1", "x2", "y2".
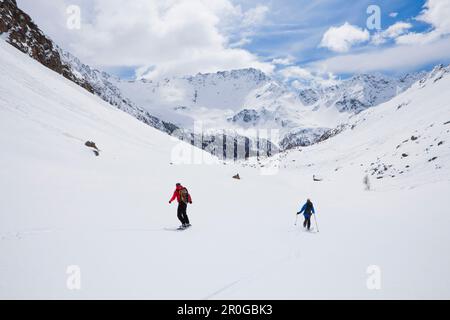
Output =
[
  {"x1": 303, "y1": 215, "x2": 312, "y2": 230},
  {"x1": 177, "y1": 202, "x2": 190, "y2": 225}
]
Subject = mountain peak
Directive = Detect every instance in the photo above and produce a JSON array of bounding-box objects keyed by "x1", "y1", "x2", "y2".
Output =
[
  {"x1": 298, "y1": 69, "x2": 427, "y2": 113},
  {"x1": 419, "y1": 63, "x2": 450, "y2": 87},
  {"x1": 189, "y1": 67, "x2": 269, "y2": 83}
]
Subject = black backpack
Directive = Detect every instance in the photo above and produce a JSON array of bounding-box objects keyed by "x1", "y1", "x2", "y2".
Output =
[{"x1": 305, "y1": 201, "x2": 313, "y2": 215}]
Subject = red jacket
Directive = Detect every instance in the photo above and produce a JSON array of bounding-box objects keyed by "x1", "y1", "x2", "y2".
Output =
[{"x1": 169, "y1": 185, "x2": 192, "y2": 203}]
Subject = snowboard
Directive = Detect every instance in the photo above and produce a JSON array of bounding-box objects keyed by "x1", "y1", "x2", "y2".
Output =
[{"x1": 165, "y1": 225, "x2": 192, "y2": 232}]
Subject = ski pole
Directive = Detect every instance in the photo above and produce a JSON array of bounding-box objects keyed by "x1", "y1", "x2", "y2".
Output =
[
  {"x1": 313, "y1": 214, "x2": 320, "y2": 233},
  {"x1": 294, "y1": 213, "x2": 299, "y2": 226}
]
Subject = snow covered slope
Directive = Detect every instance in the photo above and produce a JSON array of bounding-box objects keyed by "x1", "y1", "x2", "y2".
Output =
[
  {"x1": 0, "y1": 0, "x2": 178, "y2": 135},
  {"x1": 1, "y1": 37, "x2": 450, "y2": 300},
  {"x1": 272, "y1": 64, "x2": 450, "y2": 188},
  {"x1": 113, "y1": 67, "x2": 429, "y2": 151}
]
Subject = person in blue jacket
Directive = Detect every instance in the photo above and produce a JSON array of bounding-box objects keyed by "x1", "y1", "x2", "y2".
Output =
[{"x1": 297, "y1": 199, "x2": 315, "y2": 231}]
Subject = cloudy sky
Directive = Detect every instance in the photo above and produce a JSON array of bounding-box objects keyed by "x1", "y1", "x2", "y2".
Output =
[{"x1": 16, "y1": 0, "x2": 450, "y2": 82}]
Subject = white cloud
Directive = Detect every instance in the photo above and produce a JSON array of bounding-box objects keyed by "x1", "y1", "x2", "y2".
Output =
[
  {"x1": 311, "y1": 37, "x2": 450, "y2": 74},
  {"x1": 417, "y1": 0, "x2": 450, "y2": 34},
  {"x1": 384, "y1": 22, "x2": 413, "y2": 38},
  {"x1": 280, "y1": 66, "x2": 314, "y2": 79},
  {"x1": 227, "y1": 5, "x2": 270, "y2": 49},
  {"x1": 229, "y1": 37, "x2": 252, "y2": 48},
  {"x1": 242, "y1": 5, "x2": 269, "y2": 27},
  {"x1": 280, "y1": 66, "x2": 339, "y2": 87},
  {"x1": 396, "y1": 0, "x2": 450, "y2": 45},
  {"x1": 272, "y1": 57, "x2": 294, "y2": 66},
  {"x1": 312, "y1": 1, "x2": 450, "y2": 74},
  {"x1": 319, "y1": 22, "x2": 370, "y2": 53},
  {"x1": 395, "y1": 30, "x2": 442, "y2": 45},
  {"x1": 389, "y1": 12, "x2": 399, "y2": 18},
  {"x1": 17, "y1": 0, "x2": 274, "y2": 80},
  {"x1": 372, "y1": 22, "x2": 413, "y2": 45}
]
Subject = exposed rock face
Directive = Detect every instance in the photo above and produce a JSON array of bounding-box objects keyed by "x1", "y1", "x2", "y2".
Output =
[
  {"x1": 316, "y1": 124, "x2": 348, "y2": 144},
  {"x1": 298, "y1": 88, "x2": 319, "y2": 106},
  {"x1": 0, "y1": 0, "x2": 94, "y2": 93},
  {"x1": 280, "y1": 127, "x2": 329, "y2": 149},
  {"x1": 229, "y1": 109, "x2": 260, "y2": 124}
]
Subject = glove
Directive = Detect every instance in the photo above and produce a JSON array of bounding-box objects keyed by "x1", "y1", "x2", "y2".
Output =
[
  {"x1": 169, "y1": 201, "x2": 172, "y2": 204},
  {"x1": 189, "y1": 201, "x2": 193, "y2": 204}
]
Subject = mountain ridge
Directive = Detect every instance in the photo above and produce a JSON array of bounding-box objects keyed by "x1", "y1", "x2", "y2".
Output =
[{"x1": 0, "y1": 0, "x2": 178, "y2": 135}]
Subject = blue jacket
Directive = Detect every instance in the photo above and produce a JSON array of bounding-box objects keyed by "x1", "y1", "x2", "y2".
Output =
[{"x1": 299, "y1": 201, "x2": 315, "y2": 217}]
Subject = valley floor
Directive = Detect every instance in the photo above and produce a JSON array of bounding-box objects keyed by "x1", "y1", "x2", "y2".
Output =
[{"x1": 1, "y1": 158, "x2": 450, "y2": 299}]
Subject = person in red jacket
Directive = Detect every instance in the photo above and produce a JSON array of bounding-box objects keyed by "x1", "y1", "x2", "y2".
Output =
[{"x1": 169, "y1": 183, "x2": 192, "y2": 229}]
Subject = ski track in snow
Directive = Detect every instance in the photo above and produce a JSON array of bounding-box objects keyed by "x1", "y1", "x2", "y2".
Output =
[
  {"x1": 0, "y1": 228, "x2": 54, "y2": 241},
  {"x1": 0, "y1": 227, "x2": 171, "y2": 241},
  {"x1": 204, "y1": 279, "x2": 244, "y2": 300}
]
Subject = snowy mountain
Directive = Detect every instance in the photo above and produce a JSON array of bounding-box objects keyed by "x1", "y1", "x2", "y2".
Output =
[
  {"x1": 56, "y1": 49, "x2": 179, "y2": 134},
  {"x1": 113, "y1": 65, "x2": 430, "y2": 151},
  {"x1": 0, "y1": 1, "x2": 279, "y2": 159},
  {"x1": 277, "y1": 72, "x2": 427, "y2": 149},
  {"x1": 113, "y1": 68, "x2": 277, "y2": 126},
  {"x1": 258, "y1": 62, "x2": 450, "y2": 195},
  {"x1": 0, "y1": 0, "x2": 178, "y2": 135},
  {"x1": 113, "y1": 69, "x2": 328, "y2": 150},
  {"x1": 1, "y1": 36, "x2": 450, "y2": 299},
  {"x1": 0, "y1": 0, "x2": 442, "y2": 156},
  {"x1": 299, "y1": 72, "x2": 426, "y2": 113}
]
